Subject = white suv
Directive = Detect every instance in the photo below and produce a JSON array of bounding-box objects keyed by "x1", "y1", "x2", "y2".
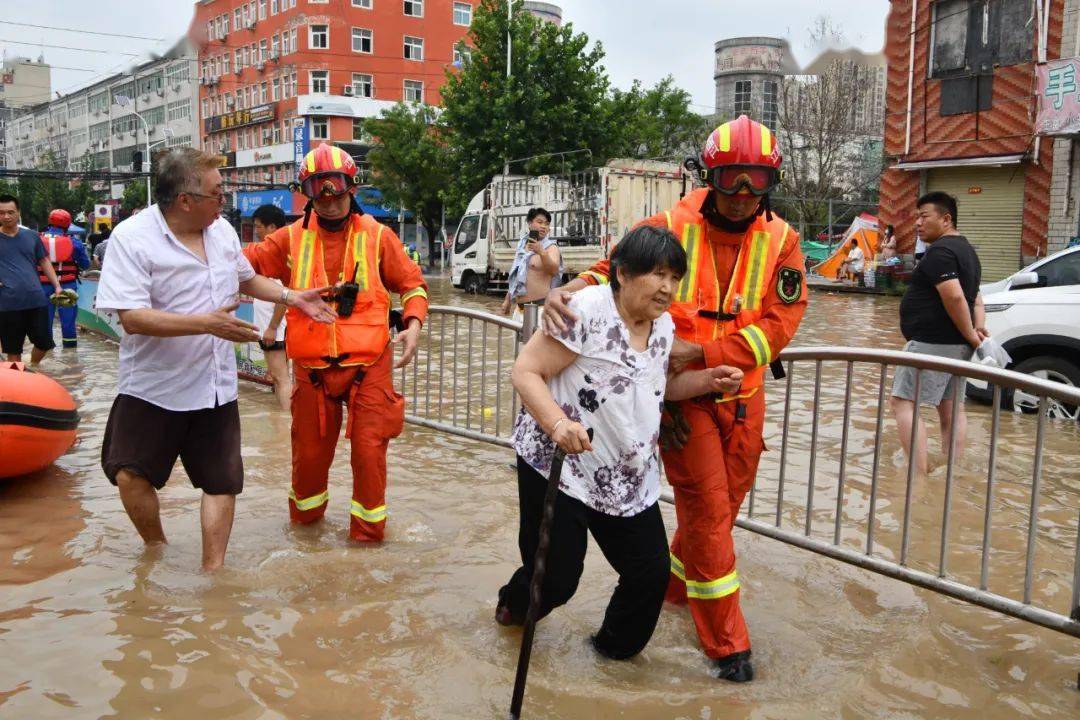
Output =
[{"x1": 967, "y1": 244, "x2": 1080, "y2": 419}]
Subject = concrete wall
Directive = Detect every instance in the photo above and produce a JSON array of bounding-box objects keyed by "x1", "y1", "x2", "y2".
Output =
[{"x1": 1047, "y1": 1, "x2": 1080, "y2": 255}]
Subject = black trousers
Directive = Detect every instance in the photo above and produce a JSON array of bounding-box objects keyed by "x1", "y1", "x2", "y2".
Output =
[{"x1": 499, "y1": 456, "x2": 670, "y2": 659}]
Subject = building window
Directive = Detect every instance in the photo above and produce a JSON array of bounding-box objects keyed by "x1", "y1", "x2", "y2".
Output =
[
  {"x1": 352, "y1": 0, "x2": 372, "y2": 7},
  {"x1": 258, "y1": 0, "x2": 267, "y2": 20},
  {"x1": 310, "y1": 70, "x2": 329, "y2": 94},
  {"x1": 930, "y1": 0, "x2": 969, "y2": 76},
  {"x1": 272, "y1": 78, "x2": 281, "y2": 100},
  {"x1": 271, "y1": 0, "x2": 279, "y2": 13},
  {"x1": 762, "y1": 81, "x2": 778, "y2": 131},
  {"x1": 353, "y1": 118, "x2": 368, "y2": 141},
  {"x1": 930, "y1": 0, "x2": 1032, "y2": 78},
  {"x1": 404, "y1": 0, "x2": 423, "y2": 17},
  {"x1": 453, "y1": 45, "x2": 471, "y2": 66},
  {"x1": 312, "y1": 117, "x2": 328, "y2": 139},
  {"x1": 404, "y1": 79, "x2": 423, "y2": 103},
  {"x1": 352, "y1": 73, "x2": 374, "y2": 97},
  {"x1": 453, "y1": 2, "x2": 471, "y2": 26},
  {"x1": 404, "y1": 35, "x2": 423, "y2": 61},
  {"x1": 309, "y1": 24, "x2": 329, "y2": 50},
  {"x1": 352, "y1": 28, "x2": 373, "y2": 54},
  {"x1": 734, "y1": 80, "x2": 752, "y2": 115}
]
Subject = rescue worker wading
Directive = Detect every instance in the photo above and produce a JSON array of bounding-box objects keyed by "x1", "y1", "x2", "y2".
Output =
[
  {"x1": 244, "y1": 144, "x2": 429, "y2": 542},
  {"x1": 544, "y1": 115, "x2": 808, "y2": 682},
  {"x1": 40, "y1": 209, "x2": 91, "y2": 348}
]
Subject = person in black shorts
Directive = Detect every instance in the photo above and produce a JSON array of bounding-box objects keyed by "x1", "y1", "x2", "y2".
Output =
[{"x1": 0, "y1": 194, "x2": 63, "y2": 364}]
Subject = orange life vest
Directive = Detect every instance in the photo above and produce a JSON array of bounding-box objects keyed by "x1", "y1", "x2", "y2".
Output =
[
  {"x1": 285, "y1": 213, "x2": 392, "y2": 369},
  {"x1": 39, "y1": 233, "x2": 78, "y2": 283},
  {"x1": 664, "y1": 189, "x2": 792, "y2": 400}
]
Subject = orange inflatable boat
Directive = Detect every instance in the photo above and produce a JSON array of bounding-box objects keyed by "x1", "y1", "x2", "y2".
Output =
[{"x1": 0, "y1": 363, "x2": 79, "y2": 479}]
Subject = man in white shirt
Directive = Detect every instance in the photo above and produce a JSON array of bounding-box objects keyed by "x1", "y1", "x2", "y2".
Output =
[
  {"x1": 96, "y1": 148, "x2": 334, "y2": 571},
  {"x1": 840, "y1": 238, "x2": 865, "y2": 282}
]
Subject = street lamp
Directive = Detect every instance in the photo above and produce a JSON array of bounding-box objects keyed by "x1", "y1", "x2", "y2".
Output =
[{"x1": 114, "y1": 94, "x2": 152, "y2": 207}]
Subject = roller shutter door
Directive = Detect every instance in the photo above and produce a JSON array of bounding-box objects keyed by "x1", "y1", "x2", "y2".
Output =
[{"x1": 925, "y1": 166, "x2": 1025, "y2": 281}]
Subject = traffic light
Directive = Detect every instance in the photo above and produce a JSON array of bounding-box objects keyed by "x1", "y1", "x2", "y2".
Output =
[{"x1": 132, "y1": 150, "x2": 143, "y2": 172}]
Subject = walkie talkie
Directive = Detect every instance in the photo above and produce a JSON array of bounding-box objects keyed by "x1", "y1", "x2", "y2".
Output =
[{"x1": 336, "y1": 263, "x2": 361, "y2": 318}]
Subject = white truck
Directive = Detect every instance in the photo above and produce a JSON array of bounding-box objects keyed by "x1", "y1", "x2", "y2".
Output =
[{"x1": 450, "y1": 159, "x2": 690, "y2": 294}]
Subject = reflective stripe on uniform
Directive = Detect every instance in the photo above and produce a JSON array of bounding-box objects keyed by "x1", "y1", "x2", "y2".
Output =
[
  {"x1": 579, "y1": 270, "x2": 609, "y2": 285},
  {"x1": 351, "y1": 500, "x2": 387, "y2": 523},
  {"x1": 331, "y1": 146, "x2": 344, "y2": 169},
  {"x1": 718, "y1": 122, "x2": 732, "y2": 152},
  {"x1": 760, "y1": 125, "x2": 773, "y2": 158},
  {"x1": 294, "y1": 228, "x2": 317, "y2": 290},
  {"x1": 675, "y1": 222, "x2": 702, "y2": 304},
  {"x1": 739, "y1": 231, "x2": 771, "y2": 311},
  {"x1": 350, "y1": 230, "x2": 369, "y2": 289},
  {"x1": 401, "y1": 284, "x2": 425, "y2": 302},
  {"x1": 670, "y1": 553, "x2": 740, "y2": 599},
  {"x1": 306, "y1": 152, "x2": 316, "y2": 174},
  {"x1": 739, "y1": 324, "x2": 772, "y2": 367},
  {"x1": 289, "y1": 488, "x2": 329, "y2": 511}
]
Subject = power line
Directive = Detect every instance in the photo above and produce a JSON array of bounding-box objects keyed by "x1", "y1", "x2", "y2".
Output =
[
  {"x1": 0, "y1": 21, "x2": 165, "y2": 42},
  {"x1": 0, "y1": 38, "x2": 142, "y2": 57}
]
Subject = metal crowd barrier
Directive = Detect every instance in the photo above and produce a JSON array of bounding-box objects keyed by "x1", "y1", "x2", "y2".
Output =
[{"x1": 398, "y1": 305, "x2": 1080, "y2": 640}]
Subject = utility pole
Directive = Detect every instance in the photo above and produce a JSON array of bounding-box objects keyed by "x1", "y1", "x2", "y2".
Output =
[{"x1": 502, "y1": 0, "x2": 513, "y2": 177}]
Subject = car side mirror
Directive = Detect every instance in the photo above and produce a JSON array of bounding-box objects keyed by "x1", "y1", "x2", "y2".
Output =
[{"x1": 1008, "y1": 271, "x2": 1041, "y2": 290}]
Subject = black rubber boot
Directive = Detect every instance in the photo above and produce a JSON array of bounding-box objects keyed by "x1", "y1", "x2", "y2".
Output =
[
  {"x1": 495, "y1": 585, "x2": 524, "y2": 627},
  {"x1": 714, "y1": 650, "x2": 754, "y2": 683}
]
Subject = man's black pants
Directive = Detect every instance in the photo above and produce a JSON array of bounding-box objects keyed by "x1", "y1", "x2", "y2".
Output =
[{"x1": 499, "y1": 456, "x2": 670, "y2": 659}]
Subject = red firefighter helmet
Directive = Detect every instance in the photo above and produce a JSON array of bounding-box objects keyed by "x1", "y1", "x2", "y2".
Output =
[
  {"x1": 688, "y1": 115, "x2": 783, "y2": 196},
  {"x1": 48, "y1": 209, "x2": 73, "y2": 230},
  {"x1": 294, "y1": 144, "x2": 361, "y2": 199}
]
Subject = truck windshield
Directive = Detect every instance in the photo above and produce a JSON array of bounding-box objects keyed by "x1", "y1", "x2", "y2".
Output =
[{"x1": 454, "y1": 215, "x2": 480, "y2": 254}]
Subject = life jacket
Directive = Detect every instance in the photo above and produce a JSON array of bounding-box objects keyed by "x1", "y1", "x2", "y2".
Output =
[
  {"x1": 39, "y1": 233, "x2": 78, "y2": 284},
  {"x1": 285, "y1": 213, "x2": 392, "y2": 369},
  {"x1": 664, "y1": 188, "x2": 793, "y2": 401}
]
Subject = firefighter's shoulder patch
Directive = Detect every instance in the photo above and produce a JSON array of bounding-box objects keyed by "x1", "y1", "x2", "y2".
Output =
[{"x1": 777, "y1": 267, "x2": 803, "y2": 304}]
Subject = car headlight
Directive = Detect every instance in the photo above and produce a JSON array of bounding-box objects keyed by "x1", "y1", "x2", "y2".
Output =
[{"x1": 984, "y1": 304, "x2": 1013, "y2": 312}]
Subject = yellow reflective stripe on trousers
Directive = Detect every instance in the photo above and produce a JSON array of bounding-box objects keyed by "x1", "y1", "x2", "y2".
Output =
[
  {"x1": 676, "y1": 223, "x2": 702, "y2": 304},
  {"x1": 289, "y1": 488, "x2": 329, "y2": 511},
  {"x1": 295, "y1": 228, "x2": 317, "y2": 290},
  {"x1": 669, "y1": 552, "x2": 686, "y2": 581},
  {"x1": 687, "y1": 570, "x2": 740, "y2": 600},
  {"x1": 401, "y1": 287, "x2": 428, "y2": 304},
  {"x1": 351, "y1": 500, "x2": 387, "y2": 523},
  {"x1": 739, "y1": 231, "x2": 771, "y2": 311},
  {"x1": 739, "y1": 324, "x2": 772, "y2": 367}
]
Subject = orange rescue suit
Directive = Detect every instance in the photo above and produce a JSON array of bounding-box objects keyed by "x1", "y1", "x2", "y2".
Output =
[
  {"x1": 579, "y1": 188, "x2": 807, "y2": 658},
  {"x1": 244, "y1": 212, "x2": 429, "y2": 542}
]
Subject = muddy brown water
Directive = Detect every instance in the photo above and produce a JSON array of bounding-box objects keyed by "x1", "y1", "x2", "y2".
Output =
[{"x1": 1, "y1": 279, "x2": 1078, "y2": 719}]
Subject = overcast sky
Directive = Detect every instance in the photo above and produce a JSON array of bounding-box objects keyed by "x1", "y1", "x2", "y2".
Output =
[{"x1": 2, "y1": 0, "x2": 890, "y2": 113}]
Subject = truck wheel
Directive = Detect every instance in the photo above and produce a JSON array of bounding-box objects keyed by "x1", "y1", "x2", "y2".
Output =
[
  {"x1": 462, "y1": 272, "x2": 485, "y2": 294},
  {"x1": 1010, "y1": 356, "x2": 1080, "y2": 421}
]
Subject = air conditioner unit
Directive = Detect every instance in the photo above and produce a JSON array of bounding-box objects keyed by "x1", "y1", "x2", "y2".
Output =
[
  {"x1": 246, "y1": 20, "x2": 255, "y2": 30},
  {"x1": 343, "y1": 85, "x2": 354, "y2": 96}
]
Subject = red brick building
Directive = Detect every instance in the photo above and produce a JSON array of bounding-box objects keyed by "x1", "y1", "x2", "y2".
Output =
[
  {"x1": 192, "y1": 0, "x2": 476, "y2": 215},
  {"x1": 880, "y1": 0, "x2": 1064, "y2": 280}
]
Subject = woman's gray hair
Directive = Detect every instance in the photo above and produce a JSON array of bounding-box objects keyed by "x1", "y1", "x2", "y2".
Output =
[{"x1": 155, "y1": 148, "x2": 221, "y2": 209}]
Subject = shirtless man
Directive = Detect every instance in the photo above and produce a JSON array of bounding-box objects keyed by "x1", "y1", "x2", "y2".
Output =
[{"x1": 500, "y1": 207, "x2": 562, "y2": 316}]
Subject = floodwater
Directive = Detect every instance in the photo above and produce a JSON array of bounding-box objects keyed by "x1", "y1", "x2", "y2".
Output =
[{"x1": 1, "y1": 278, "x2": 1078, "y2": 719}]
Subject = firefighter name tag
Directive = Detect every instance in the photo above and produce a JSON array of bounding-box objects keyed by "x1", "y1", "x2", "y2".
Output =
[{"x1": 777, "y1": 267, "x2": 803, "y2": 304}]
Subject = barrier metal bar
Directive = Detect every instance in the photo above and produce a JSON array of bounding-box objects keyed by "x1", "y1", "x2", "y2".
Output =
[
  {"x1": 805, "y1": 361, "x2": 823, "y2": 537},
  {"x1": 1072, "y1": 516, "x2": 1080, "y2": 622},
  {"x1": 1024, "y1": 398, "x2": 1047, "y2": 605},
  {"x1": 438, "y1": 313, "x2": 446, "y2": 420},
  {"x1": 452, "y1": 314, "x2": 459, "y2": 425},
  {"x1": 496, "y1": 326, "x2": 504, "y2": 436},
  {"x1": 900, "y1": 369, "x2": 921, "y2": 566},
  {"x1": 939, "y1": 376, "x2": 962, "y2": 578},
  {"x1": 481, "y1": 321, "x2": 489, "y2": 434},
  {"x1": 466, "y1": 318, "x2": 474, "y2": 430},
  {"x1": 866, "y1": 364, "x2": 888, "y2": 556},
  {"x1": 775, "y1": 361, "x2": 794, "y2": 527},
  {"x1": 980, "y1": 385, "x2": 1001, "y2": 590},
  {"x1": 425, "y1": 319, "x2": 432, "y2": 416},
  {"x1": 834, "y1": 361, "x2": 853, "y2": 545}
]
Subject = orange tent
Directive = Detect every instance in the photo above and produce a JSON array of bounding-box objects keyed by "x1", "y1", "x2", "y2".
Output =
[{"x1": 810, "y1": 214, "x2": 881, "y2": 280}]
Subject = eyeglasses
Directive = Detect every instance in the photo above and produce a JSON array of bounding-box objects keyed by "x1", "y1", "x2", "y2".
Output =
[{"x1": 185, "y1": 190, "x2": 226, "y2": 203}]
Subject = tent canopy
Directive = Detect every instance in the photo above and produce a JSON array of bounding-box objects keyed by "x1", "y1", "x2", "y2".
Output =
[{"x1": 810, "y1": 213, "x2": 880, "y2": 279}]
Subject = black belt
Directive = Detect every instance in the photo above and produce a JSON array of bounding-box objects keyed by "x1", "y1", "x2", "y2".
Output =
[{"x1": 698, "y1": 309, "x2": 739, "y2": 321}]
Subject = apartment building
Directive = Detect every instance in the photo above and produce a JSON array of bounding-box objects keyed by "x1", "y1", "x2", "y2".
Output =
[{"x1": 193, "y1": 0, "x2": 477, "y2": 215}]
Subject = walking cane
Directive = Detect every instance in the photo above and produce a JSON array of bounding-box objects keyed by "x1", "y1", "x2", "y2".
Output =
[{"x1": 509, "y1": 428, "x2": 592, "y2": 720}]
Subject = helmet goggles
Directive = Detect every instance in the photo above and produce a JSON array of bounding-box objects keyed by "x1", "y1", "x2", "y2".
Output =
[
  {"x1": 298, "y1": 172, "x2": 355, "y2": 199},
  {"x1": 708, "y1": 165, "x2": 782, "y2": 196}
]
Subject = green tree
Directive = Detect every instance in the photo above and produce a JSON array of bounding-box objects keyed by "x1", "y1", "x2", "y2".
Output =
[
  {"x1": 8, "y1": 152, "x2": 101, "y2": 229},
  {"x1": 439, "y1": 0, "x2": 616, "y2": 210},
  {"x1": 366, "y1": 104, "x2": 454, "y2": 267},
  {"x1": 604, "y1": 77, "x2": 713, "y2": 161}
]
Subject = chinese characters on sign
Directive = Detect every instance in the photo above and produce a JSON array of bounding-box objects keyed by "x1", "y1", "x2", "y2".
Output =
[
  {"x1": 1036, "y1": 57, "x2": 1080, "y2": 135},
  {"x1": 202, "y1": 103, "x2": 276, "y2": 134}
]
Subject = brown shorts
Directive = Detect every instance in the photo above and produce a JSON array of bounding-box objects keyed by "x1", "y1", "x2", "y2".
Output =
[{"x1": 101, "y1": 394, "x2": 243, "y2": 495}]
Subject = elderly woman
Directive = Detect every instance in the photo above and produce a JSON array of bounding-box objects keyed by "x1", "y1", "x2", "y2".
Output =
[{"x1": 496, "y1": 225, "x2": 743, "y2": 660}]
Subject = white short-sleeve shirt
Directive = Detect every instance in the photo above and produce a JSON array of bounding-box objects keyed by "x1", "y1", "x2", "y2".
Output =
[
  {"x1": 511, "y1": 284, "x2": 674, "y2": 517},
  {"x1": 95, "y1": 205, "x2": 256, "y2": 411}
]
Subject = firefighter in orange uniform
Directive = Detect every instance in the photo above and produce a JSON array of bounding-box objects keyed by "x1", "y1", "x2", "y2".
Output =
[
  {"x1": 244, "y1": 144, "x2": 429, "y2": 542},
  {"x1": 544, "y1": 116, "x2": 807, "y2": 681}
]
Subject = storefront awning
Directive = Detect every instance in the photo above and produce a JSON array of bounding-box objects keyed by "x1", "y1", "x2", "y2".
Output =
[{"x1": 892, "y1": 154, "x2": 1026, "y2": 171}]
